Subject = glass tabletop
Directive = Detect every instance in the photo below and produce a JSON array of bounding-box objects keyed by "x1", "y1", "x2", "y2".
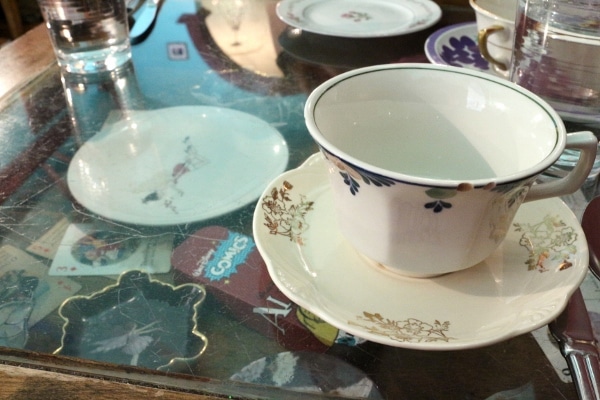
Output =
[{"x1": 0, "y1": 0, "x2": 586, "y2": 398}]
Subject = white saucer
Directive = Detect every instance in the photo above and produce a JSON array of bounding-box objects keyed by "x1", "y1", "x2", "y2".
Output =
[
  {"x1": 276, "y1": 0, "x2": 442, "y2": 38},
  {"x1": 253, "y1": 153, "x2": 588, "y2": 350},
  {"x1": 424, "y1": 22, "x2": 492, "y2": 73},
  {"x1": 68, "y1": 106, "x2": 288, "y2": 226}
]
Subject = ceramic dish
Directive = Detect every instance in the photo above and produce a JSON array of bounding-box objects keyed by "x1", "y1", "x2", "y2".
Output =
[
  {"x1": 424, "y1": 22, "x2": 491, "y2": 72},
  {"x1": 55, "y1": 270, "x2": 208, "y2": 370},
  {"x1": 67, "y1": 106, "x2": 288, "y2": 226},
  {"x1": 278, "y1": 27, "x2": 429, "y2": 69},
  {"x1": 253, "y1": 153, "x2": 589, "y2": 350},
  {"x1": 276, "y1": 0, "x2": 442, "y2": 38}
]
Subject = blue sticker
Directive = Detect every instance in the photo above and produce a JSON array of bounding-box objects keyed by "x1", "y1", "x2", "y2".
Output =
[{"x1": 203, "y1": 232, "x2": 255, "y2": 281}]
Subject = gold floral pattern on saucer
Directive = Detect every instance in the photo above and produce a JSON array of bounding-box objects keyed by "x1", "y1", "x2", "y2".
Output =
[
  {"x1": 253, "y1": 153, "x2": 589, "y2": 350},
  {"x1": 261, "y1": 181, "x2": 314, "y2": 245},
  {"x1": 350, "y1": 312, "x2": 453, "y2": 344},
  {"x1": 514, "y1": 214, "x2": 578, "y2": 273}
]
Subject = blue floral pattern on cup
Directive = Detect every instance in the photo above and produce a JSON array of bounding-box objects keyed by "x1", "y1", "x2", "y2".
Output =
[
  {"x1": 339, "y1": 169, "x2": 396, "y2": 196},
  {"x1": 321, "y1": 151, "x2": 395, "y2": 195},
  {"x1": 321, "y1": 150, "x2": 534, "y2": 215},
  {"x1": 424, "y1": 188, "x2": 456, "y2": 213}
]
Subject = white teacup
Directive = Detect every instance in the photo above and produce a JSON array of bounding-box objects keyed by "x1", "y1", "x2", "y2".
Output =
[
  {"x1": 470, "y1": 0, "x2": 517, "y2": 76},
  {"x1": 304, "y1": 64, "x2": 597, "y2": 278}
]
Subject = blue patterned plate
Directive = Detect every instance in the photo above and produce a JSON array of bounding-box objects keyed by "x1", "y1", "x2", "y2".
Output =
[{"x1": 424, "y1": 22, "x2": 491, "y2": 72}]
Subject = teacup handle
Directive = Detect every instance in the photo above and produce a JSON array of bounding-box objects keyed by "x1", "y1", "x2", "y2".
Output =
[
  {"x1": 525, "y1": 131, "x2": 598, "y2": 202},
  {"x1": 478, "y1": 26, "x2": 509, "y2": 72}
]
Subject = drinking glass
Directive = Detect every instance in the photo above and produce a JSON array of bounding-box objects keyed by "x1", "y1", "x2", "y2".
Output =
[
  {"x1": 509, "y1": 0, "x2": 600, "y2": 197},
  {"x1": 37, "y1": 0, "x2": 132, "y2": 74}
]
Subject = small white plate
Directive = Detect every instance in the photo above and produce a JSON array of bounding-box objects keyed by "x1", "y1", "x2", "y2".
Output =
[
  {"x1": 276, "y1": 0, "x2": 442, "y2": 38},
  {"x1": 425, "y1": 22, "x2": 491, "y2": 72},
  {"x1": 68, "y1": 106, "x2": 288, "y2": 226},
  {"x1": 253, "y1": 153, "x2": 588, "y2": 350}
]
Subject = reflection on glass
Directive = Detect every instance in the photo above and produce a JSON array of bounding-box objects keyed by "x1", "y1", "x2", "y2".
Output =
[
  {"x1": 211, "y1": 0, "x2": 248, "y2": 46},
  {"x1": 60, "y1": 61, "x2": 146, "y2": 146}
]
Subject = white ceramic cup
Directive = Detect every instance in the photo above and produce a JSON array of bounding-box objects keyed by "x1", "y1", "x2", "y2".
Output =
[
  {"x1": 470, "y1": 0, "x2": 517, "y2": 76},
  {"x1": 304, "y1": 63, "x2": 597, "y2": 278}
]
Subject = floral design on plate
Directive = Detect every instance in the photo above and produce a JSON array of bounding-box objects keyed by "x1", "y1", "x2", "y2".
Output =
[
  {"x1": 350, "y1": 312, "x2": 453, "y2": 343},
  {"x1": 514, "y1": 214, "x2": 578, "y2": 272},
  {"x1": 67, "y1": 106, "x2": 288, "y2": 226},
  {"x1": 261, "y1": 181, "x2": 314, "y2": 244},
  {"x1": 253, "y1": 153, "x2": 589, "y2": 350},
  {"x1": 141, "y1": 136, "x2": 207, "y2": 214},
  {"x1": 425, "y1": 23, "x2": 491, "y2": 72},
  {"x1": 440, "y1": 35, "x2": 489, "y2": 70},
  {"x1": 341, "y1": 11, "x2": 372, "y2": 22},
  {"x1": 276, "y1": 0, "x2": 441, "y2": 38}
]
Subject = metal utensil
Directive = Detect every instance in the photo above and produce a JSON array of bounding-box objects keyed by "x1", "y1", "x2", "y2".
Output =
[
  {"x1": 549, "y1": 289, "x2": 600, "y2": 399},
  {"x1": 548, "y1": 196, "x2": 600, "y2": 399},
  {"x1": 583, "y1": 197, "x2": 600, "y2": 281}
]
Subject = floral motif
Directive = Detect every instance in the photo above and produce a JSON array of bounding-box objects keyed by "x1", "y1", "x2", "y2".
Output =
[
  {"x1": 140, "y1": 136, "x2": 207, "y2": 214},
  {"x1": 285, "y1": 11, "x2": 302, "y2": 23},
  {"x1": 349, "y1": 312, "x2": 452, "y2": 343},
  {"x1": 262, "y1": 181, "x2": 314, "y2": 244},
  {"x1": 323, "y1": 152, "x2": 395, "y2": 195},
  {"x1": 341, "y1": 11, "x2": 372, "y2": 22},
  {"x1": 424, "y1": 200, "x2": 452, "y2": 212},
  {"x1": 424, "y1": 188, "x2": 456, "y2": 213},
  {"x1": 513, "y1": 215, "x2": 578, "y2": 272},
  {"x1": 440, "y1": 35, "x2": 489, "y2": 70},
  {"x1": 340, "y1": 171, "x2": 361, "y2": 195}
]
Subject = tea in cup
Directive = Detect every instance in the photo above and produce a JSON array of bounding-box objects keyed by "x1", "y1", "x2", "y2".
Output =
[
  {"x1": 470, "y1": 0, "x2": 517, "y2": 75},
  {"x1": 304, "y1": 64, "x2": 597, "y2": 278}
]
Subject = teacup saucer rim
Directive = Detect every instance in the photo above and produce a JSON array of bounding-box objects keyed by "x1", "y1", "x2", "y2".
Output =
[{"x1": 252, "y1": 153, "x2": 588, "y2": 350}]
